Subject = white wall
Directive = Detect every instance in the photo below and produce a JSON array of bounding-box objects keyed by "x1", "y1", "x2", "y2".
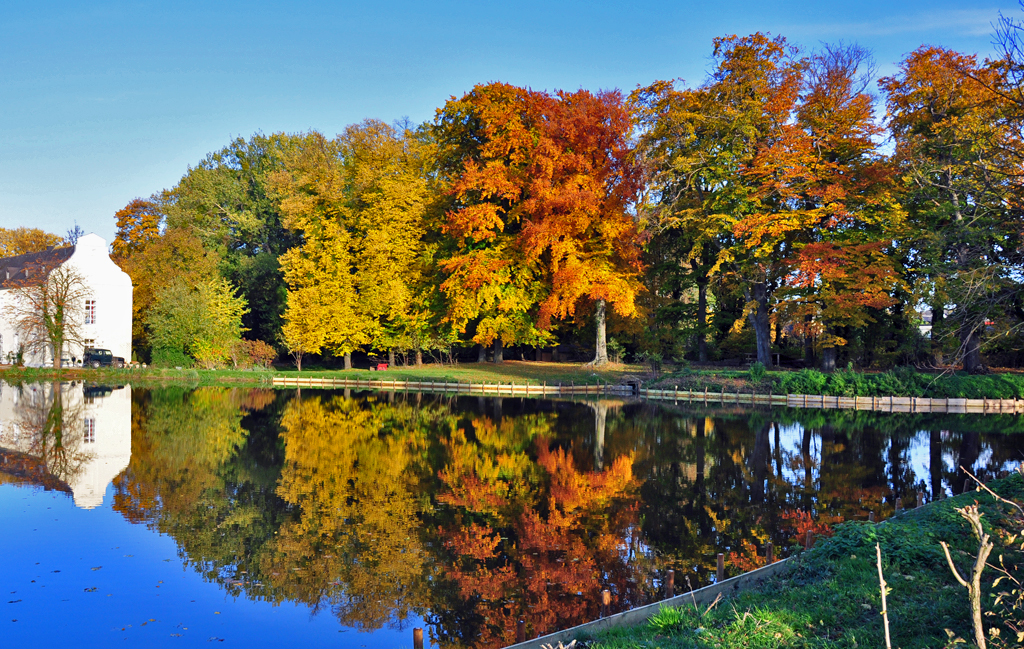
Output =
[{"x1": 65, "y1": 233, "x2": 133, "y2": 362}]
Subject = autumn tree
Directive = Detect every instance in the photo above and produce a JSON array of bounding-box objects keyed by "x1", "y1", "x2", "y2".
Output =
[
  {"x1": 112, "y1": 197, "x2": 221, "y2": 359},
  {"x1": 782, "y1": 44, "x2": 905, "y2": 371},
  {"x1": 0, "y1": 227, "x2": 64, "y2": 257},
  {"x1": 274, "y1": 133, "x2": 371, "y2": 369},
  {"x1": 882, "y1": 47, "x2": 1024, "y2": 372},
  {"x1": 435, "y1": 83, "x2": 643, "y2": 365},
  {"x1": 631, "y1": 35, "x2": 808, "y2": 367}
]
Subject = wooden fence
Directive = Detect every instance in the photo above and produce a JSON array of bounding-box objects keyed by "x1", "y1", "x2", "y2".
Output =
[{"x1": 270, "y1": 376, "x2": 1024, "y2": 414}]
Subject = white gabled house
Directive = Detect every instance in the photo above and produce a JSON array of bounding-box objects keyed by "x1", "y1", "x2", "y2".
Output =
[{"x1": 0, "y1": 233, "x2": 133, "y2": 366}]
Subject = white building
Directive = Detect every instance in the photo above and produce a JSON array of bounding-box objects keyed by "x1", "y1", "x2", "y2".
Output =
[{"x1": 0, "y1": 233, "x2": 132, "y2": 366}]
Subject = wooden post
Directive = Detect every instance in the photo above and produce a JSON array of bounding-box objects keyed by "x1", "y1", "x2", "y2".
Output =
[
  {"x1": 805, "y1": 529, "x2": 814, "y2": 549},
  {"x1": 716, "y1": 553, "x2": 725, "y2": 582},
  {"x1": 516, "y1": 619, "x2": 525, "y2": 643},
  {"x1": 868, "y1": 511, "x2": 875, "y2": 523},
  {"x1": 704, "y1": 386, "x2": 708, "y2": 405},
  {"x1": 895, "y1": 497, "x2": 903, "y2": 512},
  {"x1": 917, "y1": 491, "x2": 924, "y2": 508},
  {"x1": 663, "y1": 569, "x2": 674, "y2": 599},
  {"x1": 413, "y1": 627, "x2": 424, "y2": 649},
  {"x1": 766, "y1": 542, "x2": 774, "y2": 564},
  {"x1": 601, "y1": 589, "x2": 611, "y2": 617}
]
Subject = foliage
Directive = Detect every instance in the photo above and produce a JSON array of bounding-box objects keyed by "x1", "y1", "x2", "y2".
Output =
[
  {"x1": 234, "y1": 339, "x2": 277, "y2": 369},
  {"x1": 0, "y1": 227, "x2": 64, "y2": 257},
  {"x1": 146, "y1": 277, "x2": 249, "y2": 368},
  {"x1": 434, "y1": 82, "x2": 643, "y2": 359}
]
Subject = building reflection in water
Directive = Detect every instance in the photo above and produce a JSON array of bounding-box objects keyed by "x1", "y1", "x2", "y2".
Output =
[{"x1": 0, "y1": 381, "x2": 131, "y2": 509}]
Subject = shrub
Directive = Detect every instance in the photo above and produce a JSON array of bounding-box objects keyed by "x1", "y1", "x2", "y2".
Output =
[
  {"x1": 237, "y1": 339, "x2": 277, "y2": 369},
  {"x1": 748, "y1": 361, "x2": 766, "y2": 383},
  {"x1": 152, "y1": 347, "x2": 193, "y2": 369}
]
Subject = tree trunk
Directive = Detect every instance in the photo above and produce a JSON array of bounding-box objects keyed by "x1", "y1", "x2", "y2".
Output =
[
  {"x1": 696, "y1": 279, "x2": 708, "y2": 363},
  {"x1": 591, "y1": 299, "x2": 609, "y2": 366},
  {"x1": 960, "y1": 325, "x2": 983, "y2": 374},
  {"x1": 389, "y1": 348, "x2": 395, "y2": 367},
  {"x1": 294, "y1": 352, "x2": 303, "y2": 372},
  {"x1": 344, "y1": 352, "x2": 352, "y2": 370},
  {"x1": 415, "y1": 349, "x2": 423, "y2": 367},
  {"x1": 821, "y1": 329, "x2": 837, "y2": 373},
  {"x1": 746, "y1": 282, "x2": 773, "y2": 368},
  {"x1": 930, "y1": 302, "x2": 944, "y2": 365},
  {"x1": 802, "y1": 314, "x2": 814, "y2": 367},
  {"x1": 493, "y1": 338, "x2": 503, "y2": 364},
  {"x1": 477, "y1": 344, "x2": 487, "y2": 363}
]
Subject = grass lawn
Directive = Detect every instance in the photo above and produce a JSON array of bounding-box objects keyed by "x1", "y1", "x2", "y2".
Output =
[
  {"x1": 0, "y1": 361, "x2": 645, "y2": 387},
  {"x1": 588, "y1": 473, "x2": 1024, "y2": 649},
  {"x1": 275, "y1": 360, "x2": 645, "y2": 385}
]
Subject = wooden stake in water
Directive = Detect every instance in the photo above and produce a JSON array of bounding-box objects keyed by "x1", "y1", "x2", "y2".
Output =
[
  {"x1": 413, "y1": 627, "x2": 424, "y2": 649},
  {"x1": 868, "y1": 511, "x2": 876, "y2": 522},
  {"x1": 601, "y1": 589, "x2": 611, "y2": 617},
  {"x1": 917, "y1": 491, "x2": 924, "y2": 508},
  {"x1": 516, "y1": 619, "x2": 525, "y2": 642},
  {"x1": 895, "y1": 497, "x2": 903, "y2": 512},
  {"x1": 805, "y1": 529, "x2": 814, "y2": 549},
  {"x1": 716, "y1": 553, "x2": 724, "y2": 582},
  {"x1": 664, "y1": 569, "x2": 674, "y2": 599},
  {"x1": 766, "y1": 542, "x2": 774, "y2": 563}
]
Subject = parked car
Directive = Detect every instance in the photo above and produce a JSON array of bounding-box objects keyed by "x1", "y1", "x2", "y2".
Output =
[{"x1": 82, "y1": 347, "x2": 123, "y2": 368}]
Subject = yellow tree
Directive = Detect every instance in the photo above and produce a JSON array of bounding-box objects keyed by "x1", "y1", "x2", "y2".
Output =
[
  {"x1": 274, "y1": 133, "x2": 370, "y2": 369},
  {"x1": 337, "y1": 120, "x2": 442, "y2": 365},
  {"x1": 0, "y1": 227, "x2": 64, "y2": 257}
]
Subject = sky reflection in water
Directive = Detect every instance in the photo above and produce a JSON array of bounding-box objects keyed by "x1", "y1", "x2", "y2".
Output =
[{"x1": 2, "y1": 381, "x2": 1023, "y2": 648}]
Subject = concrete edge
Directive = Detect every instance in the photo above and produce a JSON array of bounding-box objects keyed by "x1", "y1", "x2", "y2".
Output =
[{"x1": 500, "y1": 557, "x2": 793, "y2": 649}]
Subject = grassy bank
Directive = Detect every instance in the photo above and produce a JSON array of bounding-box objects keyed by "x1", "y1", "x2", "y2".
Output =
[
  {"x1": 655, "y1": 365, "x2": 1024, "y2": 400},
  {"x1": 5, "y1": 362, "x2": 1024, "y2": 401},
  {"x1": 0, "y1": 366, "x2": 275, "y2": 387},
  {"x1": 588, "y1": 473, "x2": 1024, "y2": 649}
]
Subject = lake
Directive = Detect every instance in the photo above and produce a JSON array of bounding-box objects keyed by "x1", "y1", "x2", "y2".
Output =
[{"x1": 2, "y1": 381, "x2": 1022, "y2": 648}]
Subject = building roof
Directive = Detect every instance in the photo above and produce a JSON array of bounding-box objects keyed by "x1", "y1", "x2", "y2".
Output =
[{"x1": 0, "y1": 245, "x2": 75, "y2": 290}]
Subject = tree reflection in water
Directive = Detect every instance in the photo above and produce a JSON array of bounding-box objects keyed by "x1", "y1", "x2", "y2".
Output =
[{"x1": 105, "y1": 387, "x2": 1024, "y2": 649}]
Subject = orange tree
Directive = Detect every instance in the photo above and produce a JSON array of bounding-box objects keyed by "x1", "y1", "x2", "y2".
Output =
[
  {"x1": 781, "y1": 44, "x2": 905, "y2": 370},
  {"x1": 433, "y1": 82, "x2": 643, "y2": 364},
  {"x1": 633, "y1": 35, "x2": 903, "y2": 369}
]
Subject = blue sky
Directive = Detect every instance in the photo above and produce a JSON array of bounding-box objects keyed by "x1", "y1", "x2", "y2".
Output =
[{"x1": 0, "y1": 0, "x2": 1017, "y2": 243}]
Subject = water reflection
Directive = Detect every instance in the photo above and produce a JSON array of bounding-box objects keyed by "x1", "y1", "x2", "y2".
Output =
[
  {"x1": 5, "y1": 382, "x2": 1024, "y2": 648},
  {"x1": 0, "y1": 381, "x2": 131, "y2": 508}
]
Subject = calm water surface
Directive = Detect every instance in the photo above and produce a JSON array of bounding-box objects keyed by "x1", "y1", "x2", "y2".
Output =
[{"x1": 2, "y1": 381, "x2": 1023, "y2": 648}]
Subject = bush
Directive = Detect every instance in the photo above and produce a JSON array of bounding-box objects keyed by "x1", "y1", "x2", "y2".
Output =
[
  {"x1": 236, "y1": 339, "x2": 277, "y2": 369},
  {"x1": 748, "y1": 361, "x2": 767, "y2": 383},
  {"x1": 152, "y1": 347, "x2": 193, "y2": 369}
]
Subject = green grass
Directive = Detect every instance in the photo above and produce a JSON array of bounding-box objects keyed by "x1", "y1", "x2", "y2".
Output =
[
  {"x1": 275, "y1": 360, "x2": 643, "y2": 385},
  {"x1": 586, "y1": 474, "x2": 1024, "y2": 649}
]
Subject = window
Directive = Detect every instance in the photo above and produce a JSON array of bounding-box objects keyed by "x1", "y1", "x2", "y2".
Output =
[
  {"x1": 84, "y1": 418, "x2": 95, "y2": 443},
  {"x1": 85, "y1": 300, "x2": 96, "y2": 324}
]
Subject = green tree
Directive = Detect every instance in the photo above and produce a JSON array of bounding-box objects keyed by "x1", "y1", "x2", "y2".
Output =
[{"x1": 146, "y1": 276, "x2": 249, "y2": 368}]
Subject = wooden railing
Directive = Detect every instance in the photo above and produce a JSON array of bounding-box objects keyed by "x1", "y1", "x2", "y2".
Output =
[{"x1": 270, "y1": 376, "x2": 1024, "y2": 414}]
